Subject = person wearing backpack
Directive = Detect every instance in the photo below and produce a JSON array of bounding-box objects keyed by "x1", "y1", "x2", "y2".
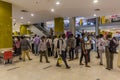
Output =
[
  {"x1": 105, "y1": 35, "x2": 117, "y2": 70},
  {"x1": 46, "y1": 36, "x2": 52, "y2": 57},
  {"x1": 67, "y1": 34, "x2": 76, "y2": 61},
  {"x1": 56, "y1": 34, "x2": 70, "y2": 69},
  {"x1": 105, "y1": 35, "x2": 114, "y2": 70}
]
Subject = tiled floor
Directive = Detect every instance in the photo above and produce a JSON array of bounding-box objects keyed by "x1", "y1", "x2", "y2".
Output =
[{"x1": 0, "y1": 51, "x2": 120, "y2": 80}]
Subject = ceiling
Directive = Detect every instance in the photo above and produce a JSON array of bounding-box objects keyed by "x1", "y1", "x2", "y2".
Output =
[{"x1": 2, "y1": 0, "x2": 120, "y2": 31}]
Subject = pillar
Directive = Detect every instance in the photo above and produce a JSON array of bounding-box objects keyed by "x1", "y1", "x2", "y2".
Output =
[
  {"x1": 69, "y1": 17, "x2": 76, "y2": 35},
  {"x1": 95, "y1": 17, "x2": 100, "y2": 36},
  {"x1": 101, "y1": 16, "x2": 106, "y2": 24},
  {"x1": 20, "y1": 25, "x2": 28, "y2": 35},
  {"x1": 0, "y1": 1, "x2": 12, "y2": 48},
  {"x1": 54, "y1": 17, "x2": 64, "y2": 36}
]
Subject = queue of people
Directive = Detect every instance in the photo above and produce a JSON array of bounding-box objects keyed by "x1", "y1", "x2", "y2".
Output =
[{"x1": 13, "y1": 32, "x2": 120, "y2": 70}]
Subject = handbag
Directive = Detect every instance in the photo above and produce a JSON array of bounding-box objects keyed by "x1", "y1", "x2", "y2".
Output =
[{"x1": 57, "y1": 55, "x2": 62, "y2": 65}]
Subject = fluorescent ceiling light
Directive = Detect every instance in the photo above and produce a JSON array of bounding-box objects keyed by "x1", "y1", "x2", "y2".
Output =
[
  {"x1": 20, "y1": 17, "x2": 24, "y2": 19},
  {"x1": 93, "y1": 0, "x2": 98, "y2": 3},
  {"x1": 51, "y1": 9, "x2": 55, "y2": 12},
  {"x1": 13, "y1": 19, "x2": 16, "y2": 22},
  {"x1": 94, "y1": 14, "x2": 97, "y2": 17},
  {"x1": 28, "y1": 21, "x2": 31, "y2": 24},
  {"x1": 31, "y1": 13, "x2": 34, "y2": 17},
  {"x1": 56, "y1": 1, "x2": 60, "y2": 5}
]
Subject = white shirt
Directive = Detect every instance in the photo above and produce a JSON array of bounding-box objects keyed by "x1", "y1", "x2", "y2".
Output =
[
  {"x1": 59, "y1": 38, "x2": 66, "y2": 54},
  {"x1": 39, "y1": 40, "x2": 47, "y2": 51},
  {"x1": 53, "y1": 38, "x2": 58, "y2": 48}
]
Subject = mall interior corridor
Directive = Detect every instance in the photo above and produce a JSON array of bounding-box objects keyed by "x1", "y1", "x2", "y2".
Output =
[{"x1": 0, "y1": 51, "x2": 119, "y2": 80}]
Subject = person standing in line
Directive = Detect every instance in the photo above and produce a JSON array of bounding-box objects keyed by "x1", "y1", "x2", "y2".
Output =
[
  {"x1": 20, "y1": 36, "x2": 32, "y2": 61},
  {"x1": 67, "y1": 34, "x2": 76, "y2": 61},
  {"x1": 75, "y1": 34, "x2": 80, "y2": 59},
  {"x1": 80, "y1": 33, "x2": 90, "y2": 67},
  {"x1": 96, "y1": 35, "x2": 100, "y2": 58},
  {"x1": 117, "y1": 42, "x2": 120, "y2": 68},
  {"x1": 85, "y1": 36, "x2": 92, "y2": 63},
  {"x1": 105, "y1": 35, "x2": 117, "y2": 70},
  {"x1": 46, "y1": 36, "x2": 52, "y2": 57},
  {"x1": 31, "y1": 37, "x2": 35, "y2": 54},
  {"x1": 56, "y1": 34, "x2": 70, "y2": 69},
  {"x1": 33, "y1": 35, "x2": 40, "y2": 56},
  {"x1": 53, "y1": 36, "x2": 59, "y2": 58},
  {"x1": 105, "y1": 34, "x2": 112, "y2": 70},
  {"x1": 98, "y1": 34, "x2": 105, "y2": 65},
  {"x1": 15, "y1": 37, "x2": 22, "y2": 60},
  {"x1": 39, "y1": 36, "x2": 50, "y2": 63}
]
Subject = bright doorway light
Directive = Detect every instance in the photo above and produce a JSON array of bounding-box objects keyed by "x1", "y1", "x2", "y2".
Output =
[{"x1": 93, "y1": 0, "x2": 98, "y2": 3}]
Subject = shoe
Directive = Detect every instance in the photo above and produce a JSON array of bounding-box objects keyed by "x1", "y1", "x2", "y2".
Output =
[
  {"x1": 46, "y1": 61, "x2": 50, "y2": 63},
  {"x1": 106, "y1": 68, "x2": 111, "y2": 70},
  {"x1": 75, "y1": 57, "x2": 78, "y2": 59},
  {"x1": 85, "y1": 65, "x2": 91, "y2": 67},
  {"x1": 29, "y1": 59, "x2": 32, "y2": 60},
  {"x1": 96, "y1": 56, "x2": 100, "y2": 59},
  {"x1": 56, "y1": 64, "x2": 61, "y2": 67},
  {"x1": 99, "y1": 63, "x2": 103, "y2": 65},
  {"x1": 23, "y1": 60, "x2": 25, "y2": 62},
  {"x1": 40, "y1": 61, "x2": 42, "y2": 63},
  {"x1": 19, "y1": 58, "x2": 22, "y2": 60},
  {"x1": 66, "y1": 66, "x2": 71, "y2": 69},
  {"x1": 68, "y1": 59, "x2": 72, "y2": 61},
  {"x1": 80, "y1": 63, "x2": 84, "y2": 65}
]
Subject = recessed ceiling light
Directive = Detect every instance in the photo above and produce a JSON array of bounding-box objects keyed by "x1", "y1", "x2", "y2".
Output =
[
  {"x1": 28, "y1": 21, "x2": 31, "y2": 24},
  {"x1": 51, "y1": 9, "x2": 55, "y2": 12},
  {"x1": 13, "y1": 19, "x2": 16, "y2": 22},
  {"x1": 93, "y1": 0, "x2": 98, "y2": 3},
  {"x1": 20, "y1": 17, "x2": 24, "y2": 19},
  {"x1": 94, "y1": 14, "x2": 97, "y2": 17},
  {"x1": 31, "y1": 13, "x2": 34, "y2": 17},
  {"x1": 56, "y1": 1, "x2": 60, "y2": 5}
]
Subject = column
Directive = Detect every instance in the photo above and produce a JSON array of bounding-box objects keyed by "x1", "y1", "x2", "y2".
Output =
[
  {"x1": 0, "y1": 1, "x2": 12, "y2": 48},
  {"x1": 95, "y1": 17, "x2": 100, "y2": 36},
  {"x1": 69, "y1": 17, "x2": 76, "y2": 35},
  {"x1": 54, "y1": 17, "x2": 64, "y2": 36},
  {"x1": 20, "y1": 25, "x2": 28, "y2": 35}
]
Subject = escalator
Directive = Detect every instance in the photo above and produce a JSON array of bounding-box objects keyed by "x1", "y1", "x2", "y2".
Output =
[{"x1": 32, "y1": 24, "x2": 50, "y2": 36}]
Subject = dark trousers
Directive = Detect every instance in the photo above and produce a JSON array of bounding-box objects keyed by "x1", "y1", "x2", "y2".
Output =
[
  {"x1": 40, "y1": 51, "x2": 49, "y2": 62},
  {"x1": 32, "y1": 43, "x2": 34, "y2": 53},
  {"x1": 80, "y1": 50, "x2": 88, "y2": 65},
  {"x1": 69, "y1": 48, "x2": 74, "y2": 60},
  {"x1": 97, "y1": 47, "x2": 100, "y2": 58},
  {"x1": 16, "y1": 48, "x2": 21, "y2": 56},
  {"x1": 87, "y1": 49, "x2": 91, "y2": 62},
  {"x1": 56, "y1": 51, "x2": 69, "y2": 67},
  {"x1": 48, "y1": 48, "x2": 52, "y2": 56}
]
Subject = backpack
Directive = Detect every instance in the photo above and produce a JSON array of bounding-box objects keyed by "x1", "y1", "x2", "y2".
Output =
[
  {"x1": 46, "y1": 40, "x2": 50, "y2": 48},
  {"x1": 109, "y1": 39, "x2": 117, "y2": 53},
  {"x1": 57, "y1": 39, "x2": 63, "y2": 48}
]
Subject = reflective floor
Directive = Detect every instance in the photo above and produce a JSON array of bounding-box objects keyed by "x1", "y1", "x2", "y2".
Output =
[{"x1": 0, "y1": 51, "x2": 120, "y2": 80}]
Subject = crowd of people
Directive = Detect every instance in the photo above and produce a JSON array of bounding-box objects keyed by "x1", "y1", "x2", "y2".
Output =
[{"x1": 13, "y1": 32, "x2": 120, "y2": 70}]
